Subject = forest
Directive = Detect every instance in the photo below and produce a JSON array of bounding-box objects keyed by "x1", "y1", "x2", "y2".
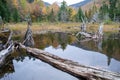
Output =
[
  {"x1": 0, "y1": 0, "x2": 120, "y2": 80},
  {"x1": 0, "y1": 0, "x2": 120, "y2": 23}
]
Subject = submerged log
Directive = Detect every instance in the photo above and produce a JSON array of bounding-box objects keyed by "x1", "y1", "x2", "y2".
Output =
[{"x1": 19, "y1": 43, "x2": 120, "y2": 80}]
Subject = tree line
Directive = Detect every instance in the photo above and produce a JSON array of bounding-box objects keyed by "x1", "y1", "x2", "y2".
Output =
[{"x1": 0, "y1": 0, "x2": 120, "y2": 23}]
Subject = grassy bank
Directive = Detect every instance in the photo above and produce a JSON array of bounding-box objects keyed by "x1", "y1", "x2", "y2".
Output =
[{"x1": 4, "y1": 22, "x2": 120, "y2": 34}]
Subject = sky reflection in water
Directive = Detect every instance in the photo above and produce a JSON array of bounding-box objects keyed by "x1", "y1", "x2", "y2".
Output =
[{"x1": 0, "y1": 32, "x2": 120, "y2": 80}]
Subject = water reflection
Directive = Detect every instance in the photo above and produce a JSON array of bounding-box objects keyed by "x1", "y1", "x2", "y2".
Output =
[
  {"x1": 33, "y1": 32, "x2": 76, "y2": 50},
  {"x1": 0, "y1": 49, "x2": 78, "y2": 80},
  {"x1": 35, "y1": 33, "x2": 120, "y2": 72},
  {"x1": 0, "y1": 32, "x2": 120, "y2": 80},
  {"x1": 14, "y1": 32, "x2": 120, "y2": 68}
]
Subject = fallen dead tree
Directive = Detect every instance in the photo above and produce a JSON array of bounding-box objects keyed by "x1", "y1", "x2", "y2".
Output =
[
  {"x1": 0, "y1": 43, "x2": 14, "y2": 67},
  {"x1": 0, "y1": 30, "x2": 14, "y2": 67},
  {"x1": 0, "y1": 22, "x2": 120, "y2": 80},
  {"x1": 16, "y1": 24, "x2": 120, "y2": 80},
  {"x1": 18, "y1": 43, "x2": 120, "y2": 80},
  {"x1": 76, "y1": 23, "x2": 104, "y2": 40}
]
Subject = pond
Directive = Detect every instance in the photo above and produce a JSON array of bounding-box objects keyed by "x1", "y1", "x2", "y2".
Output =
[{"x1": 0, "y1": 32, "x2": 120, "y2": 80}]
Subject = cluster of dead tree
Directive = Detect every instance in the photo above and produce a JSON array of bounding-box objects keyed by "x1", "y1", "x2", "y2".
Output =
[{"x1": 0, "y1": 22, "x2": 120, "y2": 80}]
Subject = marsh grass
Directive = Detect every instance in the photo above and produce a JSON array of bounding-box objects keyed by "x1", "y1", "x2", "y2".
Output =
[{"x1": 5, "y1": 22, "x2": 120, "y2": 34}]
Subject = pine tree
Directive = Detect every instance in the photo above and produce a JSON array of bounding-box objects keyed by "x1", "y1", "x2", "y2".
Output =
[
  {"x1": 48, "y1": 8, "x2": 55, "y2": 22},
  {"x1": 12, "y1": 8, "x2": 20, "y2": 22},
  {"x1": 109, "y1": 0, "x2": 117, "y2": 20},
  {"x1": 99, "y1": 2, "x2": 109, "y2": 20},
  {"x1": 0, "y1": 0, "x2": 11, "y2": 22},
  {"x1": 76, "y1": 7, "x2": 84, "y2": 22},
  {"x1": 58, "y1": 1, "x2": 68, "y2": 22}
]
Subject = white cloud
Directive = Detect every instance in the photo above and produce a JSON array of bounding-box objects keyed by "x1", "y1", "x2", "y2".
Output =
[{"x1": 42, "y1": 0, "x2": 84, "y2": 5}]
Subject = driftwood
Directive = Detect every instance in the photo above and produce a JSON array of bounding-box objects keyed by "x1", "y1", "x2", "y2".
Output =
[
  {"x1": 0, "y1": 30, "x2": 14, "y2": 67},
  {"x1": 0, "y1": 22, "x2": 120, "y2": 80},
  {"x1": 18, "y1": 43, "x2": 120, "y2": 80},
  {"x1": 76, "y1": 23, "x2": 104, "y2": 40},
  {"x1": 0, "y1": 43, "x2": 14, "y2": 67}
]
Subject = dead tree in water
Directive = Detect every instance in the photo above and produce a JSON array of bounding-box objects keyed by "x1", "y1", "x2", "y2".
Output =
[
  {"x1": 18, "y1": 43, "x2": 120, "y2": 80},
  {"x1": 0, "y1": 42, "x2": 14, "y2": 67},
  {"x1": 0, "y1": 20, "x2": 120, "y2": 80},
  {"x1": 16, "y1": 23, "x2": 120, "y2": 80},
  {"x1": 23, "y1": 19, "x2": 34, "y2": 47},
  {"x1": 0, "y1": 30, "x2": 14, "y2": 66},
  {"x1": 3, "y1": 31, "x2": 13, "y2": 48}
]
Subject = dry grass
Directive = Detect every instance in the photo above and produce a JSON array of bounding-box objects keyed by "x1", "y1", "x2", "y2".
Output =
[{"x1": 4, "y1": 22, "x2": 120, "y2": 34}]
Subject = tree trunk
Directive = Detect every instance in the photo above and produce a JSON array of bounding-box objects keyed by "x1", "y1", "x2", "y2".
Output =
[
  {"x1": 19, "y1": 43, "x2": 120, "y2": 80},
  {"x1": 0, "y1": 43, "x2": 14, "y2": 67},
  {"x1": 0, "y1": 30, "x2": 14, "y2": 67}
]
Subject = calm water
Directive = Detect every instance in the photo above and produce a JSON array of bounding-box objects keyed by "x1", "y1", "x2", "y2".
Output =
[{"x1": 0, "y1": 32, "x2": 120, "y2": 80}]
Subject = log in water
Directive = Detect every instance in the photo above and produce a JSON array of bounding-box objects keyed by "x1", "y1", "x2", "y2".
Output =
[{"x1": 19, "y1": 43, "x2": 120, "y2": 80}]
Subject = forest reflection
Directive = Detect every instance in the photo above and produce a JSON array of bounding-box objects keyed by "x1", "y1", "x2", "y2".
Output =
[
  {"x1": 33, "y1": 32, "x2": 76, "y2": 50},
  {"x1": 13, "y1": 32, "x2": 120, "y2": 63},
  {"x1": 0, "y1": 32, "x2": 120, "y2": 79}
]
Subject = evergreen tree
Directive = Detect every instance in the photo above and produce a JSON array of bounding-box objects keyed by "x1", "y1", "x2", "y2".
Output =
[
  {"x1": 115, "y1": 0, "x2": 120, "y2": 21},
  {"x1": 12, "y1": 8, "x2": 20, "y2": 22},
  {"x1": 58, "y1": 1, "x2": 68, "y2": 22},
  {"x1": 109, "y1": 0, "x2": 117, "y2": 20},
  {"x1": 76, "y1": 7, "x2": 84, "y2": 22},
  {"x1": 0, "y1": 0, "x2": 11, "y2": 22},
  {"x1": 99, "y1": 2, "x2": 109, "y2": 20},
  {"x1": 48, "y1": 8, "x2": 55, "y2": 22}
]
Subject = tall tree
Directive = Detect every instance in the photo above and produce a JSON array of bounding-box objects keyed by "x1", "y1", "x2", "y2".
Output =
[
  {"x1": 109, "y1": 0, "x2": 117, "y2": 20},
  {"x1": 76, "y1": 7, "x2": 84, "y2": 22},
  {"x1": 115, "y1": 0, "x2": 120, "y2": 21},
  {"x1": 68, "y1": 7, "x2": 76, "y2": 21},
  {"x1": 48, "y1": 8, "x2": 55, "y2": 22},
  {"x1": 0, "y1": 0, "x2": 11, "y2": 22},
  {"x1": 58, "y1": 1, "x2": 68, "y2": 22},
  {"x1": 49, "y1": 2, "x2": 59, "y2": 21},
  {"x1": 99, "y1": 2, "x2": 109, "y2": 20}
]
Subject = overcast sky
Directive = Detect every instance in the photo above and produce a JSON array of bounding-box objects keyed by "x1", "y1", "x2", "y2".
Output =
[{"x1": 42, "y1": 0, "x2": 84, "y2": 5}]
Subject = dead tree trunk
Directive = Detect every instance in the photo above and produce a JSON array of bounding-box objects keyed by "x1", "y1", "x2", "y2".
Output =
[
  {"x1": 19, "y1": 43, "x2": 120, "y2": 80},
  {"x1": 0, "y1": 30, "x2": 14, "y2": 67},
  {"x1": 0, "y1": 43, "x2": 14, "y2": 67},
  {"x1": 3, "y1": 31, "x2": 13, "y2": 48},
  {"x1": 23, "y1": 24, "x2": 34, "y2": 47}
]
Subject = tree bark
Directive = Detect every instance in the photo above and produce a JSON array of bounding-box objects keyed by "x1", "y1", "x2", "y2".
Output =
[
  {"x1": 0, "y1": 43, "x2": 14, "y2": 67},
  {"x1": 19, "y1": 43, "x2": 120, "y2": 80},
  {"x1": 0, "y1": 30, "x2": 14, "y2": 67}
]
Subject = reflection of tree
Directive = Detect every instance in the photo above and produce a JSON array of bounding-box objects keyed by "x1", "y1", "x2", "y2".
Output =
[
  {"x1": 33, "y1": 32, "x2": 76, "y2": 50},
  {"x1": 0, "y1": 48, "x2": 37, "y2": 79},
  {"x1": 102, "y1": 38, "x2": 120, "y2": 66},
  {"x1": 61, "y1": 42, "x2": 67, "y2": 50},
  {"x1": 0, "y1": 32, "x2": 77, "y2": 79},
  {"x1": 97, "y1": 39, "x2": 102, "y2": 51},
  {"x1": 0, "y1": 59, "x2": 14, "y2": 79},
  {"x1": 76, "y1": 36, "x2": 120, "y2": 64},
  {"x1": 57, "y1": 33, "x2": 68, "y2": 50}
]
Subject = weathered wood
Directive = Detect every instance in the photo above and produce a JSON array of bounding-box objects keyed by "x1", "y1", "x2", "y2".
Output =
[
  {"x1": 76, "y1": 32, "x2": 92, "y2": 38},
  {"x1": 23, "y1": 23, "x2": 34, "y2": 47},
  {"x1": 0, "y1": 43, "x2": 14, "y2": 67},
  {"x1": 19, "y1": 43, "x2": 120, "y2": 80},
  {"x1": 76, "y1": 23, "x2": 104, "y2": 40},
  {"x1": 3, "y1": 31, "x2": 13, "y2": 48},
  {"x1": 0, "y1": 30, "x2": 14, "y2": 67}
]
